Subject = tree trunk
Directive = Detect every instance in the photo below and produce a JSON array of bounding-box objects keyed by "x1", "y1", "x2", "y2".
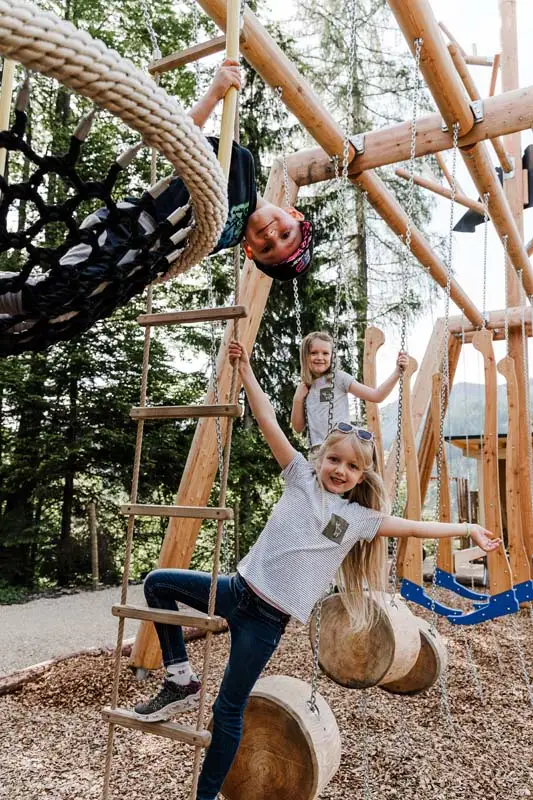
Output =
[{"x1": 57, "y1": 374, "x2": 78, "y2": 586}]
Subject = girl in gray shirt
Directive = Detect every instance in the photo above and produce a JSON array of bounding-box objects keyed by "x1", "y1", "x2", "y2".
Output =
[{"x1": 291, "y1": 330, "x2": 409, "y2": 447}]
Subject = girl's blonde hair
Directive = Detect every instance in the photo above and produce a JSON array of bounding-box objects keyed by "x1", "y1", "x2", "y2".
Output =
[
  {"x1": 312, "y1": 430, "x2": 390, "y2": 632},
  {"x1": 300, "y1": 331, "x2": 333, "y2": 386}
]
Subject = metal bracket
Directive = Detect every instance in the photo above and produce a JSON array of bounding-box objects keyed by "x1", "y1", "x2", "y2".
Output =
[
  {"x1": 441, "y1": 99, "x2": 484, "y2": 133},
  {"x1": 349, "y1": 134, "x2": 366, "y2": 155},
  {"x1": 503, "y1": 154, "x2": 516, "y2": 180},
  {"x1": 470, "y1": 99, "x2": 484, "y2": 124}
]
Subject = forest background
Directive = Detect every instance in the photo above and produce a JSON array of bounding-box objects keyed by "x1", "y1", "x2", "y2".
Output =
[{"x1": 0, "y1": 0, "x2": 495, "y2": 601}]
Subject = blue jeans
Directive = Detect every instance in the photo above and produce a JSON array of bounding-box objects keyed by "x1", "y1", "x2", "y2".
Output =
[{"x1": 143, "y1": 569, "x2": 289, "y2": 800}]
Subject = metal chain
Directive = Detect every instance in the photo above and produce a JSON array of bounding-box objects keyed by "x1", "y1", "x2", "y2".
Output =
[
  {"x1": 461, "y1": 628, "x2": 484, "y2": 703},
  {"x1": 191, "y1": 1, "x2": 202, "y2": 93},
  {"x1": 481, "y1": 193, "x2": 490, "y2": 328},
  {"x1": 429, "y1": 121, "x2": 459, "y2": 627},
  {"x1": 390, "y1": 37, "x2": 423, "y2": 599},
  {"x1": 308, "y1": 599, "x2": 322, "y2": 714},
  {"x1": 138, "y1": 0, "x2": 161, "y2": 60}
]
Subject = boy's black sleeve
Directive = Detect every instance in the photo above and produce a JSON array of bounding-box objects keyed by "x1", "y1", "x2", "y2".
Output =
[{"x1": 149, "y1": 136, "x2": 257, "y2": 255}]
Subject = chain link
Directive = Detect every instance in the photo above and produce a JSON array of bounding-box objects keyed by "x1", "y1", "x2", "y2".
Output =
[
  {"x1": 138, "y1": 0, "x2": 161, "y2": 60},
  {"x1": 390, "y1": 37, "x2": 423, "y2": 599}
]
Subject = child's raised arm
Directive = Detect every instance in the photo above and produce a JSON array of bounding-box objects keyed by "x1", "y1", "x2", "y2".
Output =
[
  {"x1": 348, "y1": 351, "x2": 409, "y2": 403},
  {"x1": 290, "y1": 382, "x2": 309, "y2": 434},
  {"x1": 377, "y1": 517, "x2": 500, "y2": 553},
  {"x1": 188, "y1": 59, "x2": 241, "y2": 129},
  {"x1": 229, "y1": 341, "x2": 297, "y2": 469}
]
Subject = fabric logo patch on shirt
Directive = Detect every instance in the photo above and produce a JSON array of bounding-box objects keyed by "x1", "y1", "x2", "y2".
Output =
[
  {"x1": 321, "y1": 514, "x2": 348, "y2": 544},
  {"x1": 319, "y1": 387, "x2": 333, "y2": 403}
]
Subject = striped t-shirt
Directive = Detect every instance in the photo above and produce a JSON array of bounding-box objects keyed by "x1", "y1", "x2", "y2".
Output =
[
  {"x1": 237, "y1": 452, "x2": 383, "y2": 624},
  {"x1": 306, "y1": 369, "x2": 354, "y2": 447}
]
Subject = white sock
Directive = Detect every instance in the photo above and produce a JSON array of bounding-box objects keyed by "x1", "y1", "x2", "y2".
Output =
[{"x1": 166, "y1": 661, "x2": 197, "y2": 686}]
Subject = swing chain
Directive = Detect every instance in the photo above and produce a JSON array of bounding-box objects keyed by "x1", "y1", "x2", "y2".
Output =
[
  {"x1": 139, "y1": 0, "x2": 161, "y2": 60},
  {"x1": 274, "y1": 87, "x2": 292, "y2": 210},
  {"x1": 390, "y1": 37, "x2": 423, "y2": 597},
  {"x1": 308, "y1": 598, "x2": 323, "y2": 715},
  {"x1": 482, "y1": 193, "x2": 490, "y2": 328}
]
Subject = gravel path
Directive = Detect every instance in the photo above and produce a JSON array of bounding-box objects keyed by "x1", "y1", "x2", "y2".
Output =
[{"x1": 0, "y1": 585, "x2": 145, "y2": 675}]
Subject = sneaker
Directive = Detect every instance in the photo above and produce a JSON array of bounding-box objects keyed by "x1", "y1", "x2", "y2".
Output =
[{"x1": 133, "y1": 678, "x2": 202, "y2": 722}]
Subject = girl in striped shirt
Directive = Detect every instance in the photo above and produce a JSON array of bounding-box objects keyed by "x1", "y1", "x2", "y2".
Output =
[{"x1": 134, "y1": 340, "x2": 499, "y2": 800}]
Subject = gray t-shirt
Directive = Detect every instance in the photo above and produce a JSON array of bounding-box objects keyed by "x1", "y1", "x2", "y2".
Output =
[
  {"x1": 305, "y1": 369, "x2": 354, "y2": 447},
  {"x1": 237, "y1": 452, "x2": 383, "y2": 623}
]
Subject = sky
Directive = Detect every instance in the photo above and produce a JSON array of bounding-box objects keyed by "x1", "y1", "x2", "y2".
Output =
[{"x1": 259, "y1": 0, "x2": 533, "y2": 400}]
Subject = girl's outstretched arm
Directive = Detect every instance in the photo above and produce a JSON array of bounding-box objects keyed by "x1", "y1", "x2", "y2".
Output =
[
  {"x1": 229, "y1": 341, "x2": 297, "y2": 469},
  {"x1": 348, "y1": 351, "x2": 409, "y2": 403},
  {"x1": 290, "y1": 383, "x2": 309, "y2": 433},
  {"x1": 377, "y1": 517, "x2": 500, "y2": 553}
]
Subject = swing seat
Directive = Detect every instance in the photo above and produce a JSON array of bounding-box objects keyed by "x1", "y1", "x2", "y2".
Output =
[
  {"x1": 380, "y1": 617, "x2": 448, "y2": 695},
  {"x1": 449, "y1": 588, "x2": 519, "y2": 625},
  {"x1": 434, "y1": 567, "x2": 489, "y2": 601},
  {"x1": 219, "y1": 676, "x2": 341, "y2": 800},
  {"x1": 400, "y1": 578, "x2": 463, "y2": 617}
]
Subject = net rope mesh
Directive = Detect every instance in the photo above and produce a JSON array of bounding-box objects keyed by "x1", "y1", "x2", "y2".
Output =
[{"x1": 0, "y1": 0, "x2": 229, "y2": 355}]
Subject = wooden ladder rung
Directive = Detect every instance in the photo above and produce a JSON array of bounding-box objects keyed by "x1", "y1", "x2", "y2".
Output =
[
  {"x1": 103, "y1": 707, "x2": 211, "y2": 747},
  {"x1": 148, "y1": 35, "x2": 227, "y2": 74},
  {"x1": 112, "y1": 604, "x2": 226, "y2": 632},
  {"x1": 130, "y1": 404, "x2": 243, "y2": 420},
  {"x1": 137, "y1": 305, "x2": 248, "y2": 327},
  {"x1": 121, "y1": 503, "x2": 234, "y2": 520}
]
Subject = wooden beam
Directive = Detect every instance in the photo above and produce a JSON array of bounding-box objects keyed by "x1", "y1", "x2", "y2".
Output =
[
  {"x1": 130, "y1": 160, "x2": 298, "y2": 671},
  {"x1": 395, "y1": 167, "x2": 485, "y2": 214},
  {"x1": 464, "y1": 55, "x2": 495, "y2": 67},
  {"x1": 387, "y1": 0, "x2": 474, "y2": 136},
  {"x1": 489, "y1": 54, "x2": 501, "y2": 97},
  {"x1": 355, "y1": 172, "x2": 483, "y2": 327},
  {"x1": 148, "y1": 35, "x2": 227, "y2": 74},
  {"x1": 363, "y1": 326, "x2": 385, "y2": 476},
  {"x1": 460, "y1": 142, "x2": 533, "y2": 296},
  {"x1": 195, "y1": 0, "x2": 354, "y2": 163},
  {"x1": 448, "y1": 44, "x2": 513, "y2": 174},
  {"x1": 438, "y1": 21, "x2": 466, "y2": 56},
  {"x1": 448, "y1": 306, "x2": 532, "y2": 335},
  {"x1": 432, "y1": 373, "x2": 453, "y2": 574},
  {"x1": 284, "y1": 85, "x2": 533, "y2": 182},
  {"x1": 527, "y1": 236, "x2": 533, "y2": 257}
]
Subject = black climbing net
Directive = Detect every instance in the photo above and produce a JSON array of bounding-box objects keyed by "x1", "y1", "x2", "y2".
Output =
[{"x1": 0, "y1": 107, "x2": 192, "y2": 357}]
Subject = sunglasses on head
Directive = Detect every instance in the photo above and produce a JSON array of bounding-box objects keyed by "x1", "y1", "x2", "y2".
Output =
[{"x1": 331, "y1": 422, "x2": 374, "y2": 442}]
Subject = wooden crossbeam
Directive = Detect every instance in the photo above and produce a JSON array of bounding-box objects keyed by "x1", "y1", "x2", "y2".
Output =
[
  {"x1": 138, "y1": 306, "x2": 247, "y2": 327},
  {"x1": 489, "y1": 54, "x2": 501, "y2": 96},
  {"x1": 122, "y1": 504, "x2": 234, "y2": 520},
  {"x1": 395, "y1": 167, "x2": 485, "y2": 214},
  {"x1": 447, "y1": 306, "x2": 532, "y2": 335},
  {"x1": 102, "y1": 708, "x2": 211, "y2": 747},
  {"x1": 112, "y1": 604, "x2": 226, "y2": 631},
  {"x1": 149, "y1": 35, "x2": 227, "y2": 74},
  {"x1": 130, "y1": 404, "x2": 242, "y2": 420}
]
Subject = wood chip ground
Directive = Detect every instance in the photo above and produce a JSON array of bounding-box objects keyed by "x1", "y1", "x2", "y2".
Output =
[{"x1": 1, "y1": 601, "x2": 533, "y2": 799}]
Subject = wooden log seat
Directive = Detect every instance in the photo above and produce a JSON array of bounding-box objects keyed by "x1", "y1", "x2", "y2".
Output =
[
  {"x1": 380, "y1": 617, "x2": 448, "y2": 695},
  {"x1": 220, "y1": 675, "x2": 341, "y2": 800},
  {"x1": 309, "y1": 592, "x2": 421, "y2": 689}
]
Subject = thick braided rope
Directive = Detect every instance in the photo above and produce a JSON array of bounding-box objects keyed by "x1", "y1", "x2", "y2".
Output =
[{"x1": 0, "y1": 0, "x2": 227, "y2": 277}]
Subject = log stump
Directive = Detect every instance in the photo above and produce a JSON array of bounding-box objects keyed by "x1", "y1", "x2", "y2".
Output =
[
  {"x1": 380, "y1": 617, "x2": 448, "y2": 695},
  {"x1": 220, "y1": 675, "x2": 341, "y2": 800},
  {"x1": 309, "y1": 593, "x2": 420, "y2": 689}
]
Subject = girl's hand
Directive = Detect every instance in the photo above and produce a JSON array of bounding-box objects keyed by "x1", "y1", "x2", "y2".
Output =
[
  {"x1": 468, "y1": 523, "x2": 501, "y2": 553},
  {"x1": 294, "y1": 382, "x2": 310, "y2": 401},
  {"x1": 229, "y1": 340, "x2": 250, "y2": 369},
  {"x1": 396, "y1": 351, "x2": 409, "y2": 373},
  {"x1": 209, "y1": 59, "x2": 241, "y2": 101}
]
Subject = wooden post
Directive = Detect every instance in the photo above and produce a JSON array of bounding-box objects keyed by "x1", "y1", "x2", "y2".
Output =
[
  {"x1": 217, "y1": 0, "x2": 240, "y2": 177},
  {"x1": 363, "y1": 326, "x2": 385, "y2": 476},
  {"x1": 472, "y1": 329, "x2": 513, "y2": 595},
  {"x1": 386, "y1": 0, "x2": 474, "y2": 135},
  {"x1": 233, "y1": 500, "x2": 240, "y2": 568},
  {"x1": 497, "y1": 356, "x2": 532, "y2": 574},
  {"x1": 88, "y1": 501, "x2": 99, "y2": 590},
  {"x1": 431, "y1": 374, "x2": 453, "y2": 574},
  {"x1": 396, "y1": 357, "x2": 423, "y2": 584},
  {"x1": 130, "y1": 162, "x2": 298, "y2": 670},
  {"x1": 0, "y1": 58, "x2": 15, "y2": 178},
  {"x1": 489, "y1": 53, "x2": 501, "y2": 97},
  {"x1": 499, "y1": 0, "x2": 533, "y2": 572}
]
